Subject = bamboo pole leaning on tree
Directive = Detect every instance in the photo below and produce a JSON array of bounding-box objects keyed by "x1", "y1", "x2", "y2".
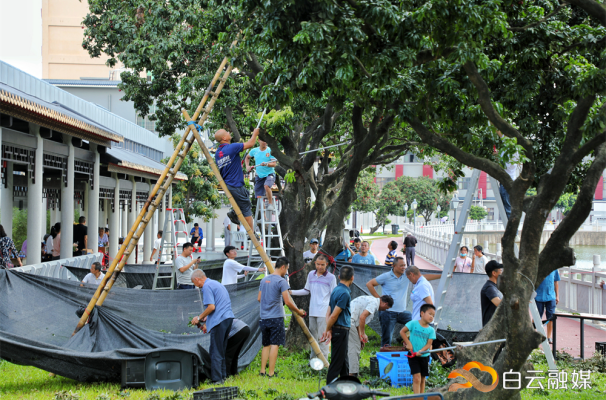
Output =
[
  {"x1": 181, "y1": 109, "x2": 330, "y2": 368},
  {"x1": 72, "y1": 48, "x2": 236, "y2": 335}
]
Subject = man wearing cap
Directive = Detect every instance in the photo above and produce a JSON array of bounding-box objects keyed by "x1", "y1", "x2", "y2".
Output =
[
  {"x1": 403, "y1": 233, "x2": 417, "y2": 267},
  {"x1": 303, "y1": 239, "x2": 320, "y2": 263},
  {"x1": 190, "y1": 223, "x2": 203, "y2": 250},
  {"x1": 291, "y1": 254, "x2": 336, "y2": 359},
  {"x1": 480, "y1": 261, "x2": 503, "y2": 326}
]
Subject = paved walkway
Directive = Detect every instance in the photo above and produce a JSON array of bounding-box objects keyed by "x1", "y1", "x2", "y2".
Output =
[{"x1": 370, "y1": 236, "x2": 606, "y2": 359}]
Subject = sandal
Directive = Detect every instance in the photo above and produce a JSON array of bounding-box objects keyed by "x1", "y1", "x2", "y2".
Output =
[
  {"x1": 259, "y1": 372, "x2": 266, "y2": 377},
  {"x1": 268, "y1": 372, "x2": 279, "y2": 378}
]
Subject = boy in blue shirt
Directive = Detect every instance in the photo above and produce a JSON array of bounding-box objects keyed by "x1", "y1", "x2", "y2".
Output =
[
  {"x1": 245, "y1": 138, "x2": 277, "y2": 210},
  {"x1": 385, "y1": 240, "x2": 398, "y2": 267},
  {"x1": 214, "y1": 128, "x2": 260, "y2": 231},
  {"x1": 400, "y1": 304, "x2": 436, "y2": 394}
]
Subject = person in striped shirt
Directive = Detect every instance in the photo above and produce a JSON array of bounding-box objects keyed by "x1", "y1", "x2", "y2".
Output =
[{"x1": 385, "y1": 241, "x2": 398, "y2": 267}]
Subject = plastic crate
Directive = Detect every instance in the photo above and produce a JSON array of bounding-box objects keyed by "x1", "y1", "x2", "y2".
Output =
[
  {"x1": 370, "y1": 356, "x2": 379, "y2": 377},
  {"x1": 193, "y1": 386, "x2": 239, "y2": 400},
  {"x1": 376, "y1": 351, "x2": 431, "y2": 388},
  {"x1": 596, "y1": 342, "x2": 606, "y2": 357}
]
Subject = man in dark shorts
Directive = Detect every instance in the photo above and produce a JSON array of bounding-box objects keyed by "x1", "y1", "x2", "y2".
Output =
[
  {"x1": 190, "y1": 223, "x2": 203, "y2": 248},
  {"x1": 258, "y1": 257, "x2": 306, "y2": 377},
  {"x1": 245, "y1": 138, "x2": 277, "y2": 210},
  {"x1": 481, "y1": 261, "x2": 503, "y2": 326},
  {"x1": 214, "y1": 128, "x2": 260, "y2": 230},
  {"x1": 321, "y1": 265, "x2": 354, "y2": 384}
]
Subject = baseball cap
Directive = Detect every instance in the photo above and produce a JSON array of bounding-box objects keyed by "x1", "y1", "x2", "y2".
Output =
[
  {"x1": 485, "y1": 260, "x2": 503, "y2": 276},
  {"x1": 310, "y1": 239, "x2": 319, "y2": 244}
]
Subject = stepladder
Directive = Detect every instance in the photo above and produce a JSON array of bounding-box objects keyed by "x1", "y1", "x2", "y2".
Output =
[
  {"x1": 152, "y1": 208, "x2": 190, "y2": 290},
  {"x1": 246, "y1": 195, "x2": 285, "y2": 279},
  {"x1": 433, "y1": 170, "x2": 557, "y2": 370}
]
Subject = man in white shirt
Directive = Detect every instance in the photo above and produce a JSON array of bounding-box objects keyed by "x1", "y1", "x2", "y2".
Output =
[
  {"x1": 150, "y1": 230, "x2": 163, "y2": 262},
  {"x1": 82, "y1": 262, "x2": 105, "y2": 287},
  {"x1": 471, "y1": 245, "x2": 489, "y2": 275},
  {"x1": 223, "y1": 216, "x2": 232, "y2": 246},
  {"x1": 221, "y1": 245, "x2": 266, "y2": 285},
  {"x1": 406, "y1": 266, "x2": 435, "y2": 321},
  {"x1": 175, "y1": 242, "x2": 201, "y2": 289},
  {"x1": 290, "y1": 254, "x2": 337, "y2": 359},
  {"x1": 348, "y1": 295, "x2": 393, "y2": 376},
  {"x1": 303, "y1": 238, "x2": 319, "y2": 262}
]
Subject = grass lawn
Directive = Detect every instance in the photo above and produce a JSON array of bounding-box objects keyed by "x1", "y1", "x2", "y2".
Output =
[{"x1": 1, "y1": 327, "x2": 604, "y2": 399}]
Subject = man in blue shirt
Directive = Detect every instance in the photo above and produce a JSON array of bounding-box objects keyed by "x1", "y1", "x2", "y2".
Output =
[
  {"x1": 245, "y1": 139, "x2": 277, "y2": 210},
  {"x1": 214, "y1": 128, "x2": 260, "y2": 231},
  {"x1": 191, "y1": 270, "x2": 235, "y2": 383},
  {"x1": 351, "y1": 241, "x2": 376, "y2": 265},
  {"x1": 366, "y1": 257, "x2": 412, "y2": 346},
  {"x1": 190, "y1": 223, "x2": 203, "y2": 249},
  {"x1": 321, "y1": 266, "x2": 354, "y2": 384},
  {"x1": 535, "y1": 270, "x2": 560, "y2": 344}
]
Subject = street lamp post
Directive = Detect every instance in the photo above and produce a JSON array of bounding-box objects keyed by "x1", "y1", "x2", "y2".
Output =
[
  {"x1": 412, "y1": 199, "x2": 418, "y2": 233},
  {"x1": 404, "y1": 203, "x2": 409, "y2": 228},
  {"x1": 436, "y1": 205, "x2": 441, "y2": 224}
]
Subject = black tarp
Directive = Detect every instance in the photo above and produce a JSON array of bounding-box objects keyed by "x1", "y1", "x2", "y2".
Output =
[
  {"x1": 0, "y1": 270, "x2": 261, "y2": 382},
  {"x1": 334, "y1": 261, "x2": 486, "y2": 342},
  {"x1": 65, "y1": 256, "x2": 250, "y2": 289}
]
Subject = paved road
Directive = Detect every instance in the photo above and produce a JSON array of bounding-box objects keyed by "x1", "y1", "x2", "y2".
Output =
[{"x1": 370, "y1": 235, "x2": 605, "y2": 359}]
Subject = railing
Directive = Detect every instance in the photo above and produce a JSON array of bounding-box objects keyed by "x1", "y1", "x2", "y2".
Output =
[
  {"x1": 11, "y1": 253, "x2": 103, "y2": 281},
  {"x1": 558, "y1": 256, "x2": 606, "y2": 317},
  {"x1": 403, "y1": 223, "x2": 504, "y2": 269}
]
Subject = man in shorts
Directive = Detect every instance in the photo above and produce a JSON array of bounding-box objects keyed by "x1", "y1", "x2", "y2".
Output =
[
  {"x1": 214, "y1": 128, "x2": 260, "y2": 231},
  {"x1": 245, "y1": 138, "x2": 277, "y2": 210},
  {"x1": 258, "y1": 257, "x2": 306, "y2": 377}
]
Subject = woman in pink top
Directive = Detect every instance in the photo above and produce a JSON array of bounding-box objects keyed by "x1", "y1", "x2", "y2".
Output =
[
  {"x1": 52, "y1": 223, "x2": 61, "y2": 260},
  {"x1": 454, "y1": 246, "x2": 472, "y2": 273}
]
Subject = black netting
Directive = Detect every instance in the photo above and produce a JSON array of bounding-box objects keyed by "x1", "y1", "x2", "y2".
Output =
[
  {"x1": 334, "y1": 261, "x2": 485, "y2": 341},
  {"x1": 0, "y1": 269, "x2": 261, "y2": 382},
  {"x1": 65, "y1": 257, "x2": 249, "y2": 289}
]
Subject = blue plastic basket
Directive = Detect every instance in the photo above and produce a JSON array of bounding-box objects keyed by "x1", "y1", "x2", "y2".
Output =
[{"x1": 376, "y1": 351, "x2": 431, "y2": 388}]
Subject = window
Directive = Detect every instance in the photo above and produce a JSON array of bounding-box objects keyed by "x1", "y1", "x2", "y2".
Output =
[
  {"x1": 136, "y1": 104, "x2": 157, "y2": 133},
  {"x1": 458, "y1": 177, "x2": 471, "y2": 190},
  {"x1": 376, "y1": 177, "x2": 395, "y2": 190},
  {"x1": 487, "y1": 207, "x2": 495, "y2": 221},
  {"x1": 409, "y1": 154, "x2": 414, "y2": 163}
]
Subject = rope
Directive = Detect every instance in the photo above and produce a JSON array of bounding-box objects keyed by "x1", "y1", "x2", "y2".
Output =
[{"x1": 186, "y1": 121, "x2": 203, "y2": 132}]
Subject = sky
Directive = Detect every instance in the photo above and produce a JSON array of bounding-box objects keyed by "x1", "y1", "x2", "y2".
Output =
[{"x1": 0, "y1": 0, "x2": 43, "y2": 78}]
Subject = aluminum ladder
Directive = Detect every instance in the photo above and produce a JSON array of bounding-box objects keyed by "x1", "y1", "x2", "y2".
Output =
[
  {"x1": 433, "y1": 170, "x2": 556, "y2": 370},
  {"x1": 247, "y1": 195, "x2": 284, "y2": 275},
  {"x1": 152, "y1": 208, "x2": 190, "y2": 290}
]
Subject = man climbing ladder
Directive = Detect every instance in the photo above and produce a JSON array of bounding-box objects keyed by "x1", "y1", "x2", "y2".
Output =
[
  {"x1": 245, "y1": 137, "x2": 277, "y2": 210},
  {"x1": 214, "y1": 128, "x2": 260, "y2": 230}
]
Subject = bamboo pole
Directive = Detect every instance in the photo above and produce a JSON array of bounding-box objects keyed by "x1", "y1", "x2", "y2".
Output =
[
  {"x1": 182, "y1": 109, "x2": 330, "y2": 368},
  {"x1": 72, "y1": 49, "x2": 236, "y2": 335}
]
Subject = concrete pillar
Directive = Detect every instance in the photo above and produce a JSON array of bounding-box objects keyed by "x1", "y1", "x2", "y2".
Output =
[
  {"x1": 143, "y1": 179, "x2": 153, "y2": 263},
  {"x1": 102, "y1": 200, "x2": 108, "y2": 229},
  {"x1": 158, "y1": 192, "x2": 166, "y2": 236},
  {"x1": 1, "y1": 161, "x2": 13, "y2": 235},
  {"x1": 210, "y1": 213, "x2": 216, "y2": 252},
  {"x1": 128, "y1": 177, "x2": 137, "y2": 242},
  {"x1": 109, "y1": 173, "x2": 120, "y2": 261},
  {"x1": 121, "y1": 206, "x2": 128, "y2": 239},
  {"x1": 206, "y1": 218, "x2": 213, "y2": 252},
  {"x1": 60, "y1": 136, "x2": 75, "y2": 259},
  {"x1": 88, "y1": 144, "x2": 100, "y2": 252},
  {"x1": 26, "y1": 124, "x2": 44, "y2": 264}
]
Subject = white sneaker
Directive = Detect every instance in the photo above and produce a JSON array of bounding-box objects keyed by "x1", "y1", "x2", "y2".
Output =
[{"x1": 266, "y1": 204, "x2": 275, "y2": 211}]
